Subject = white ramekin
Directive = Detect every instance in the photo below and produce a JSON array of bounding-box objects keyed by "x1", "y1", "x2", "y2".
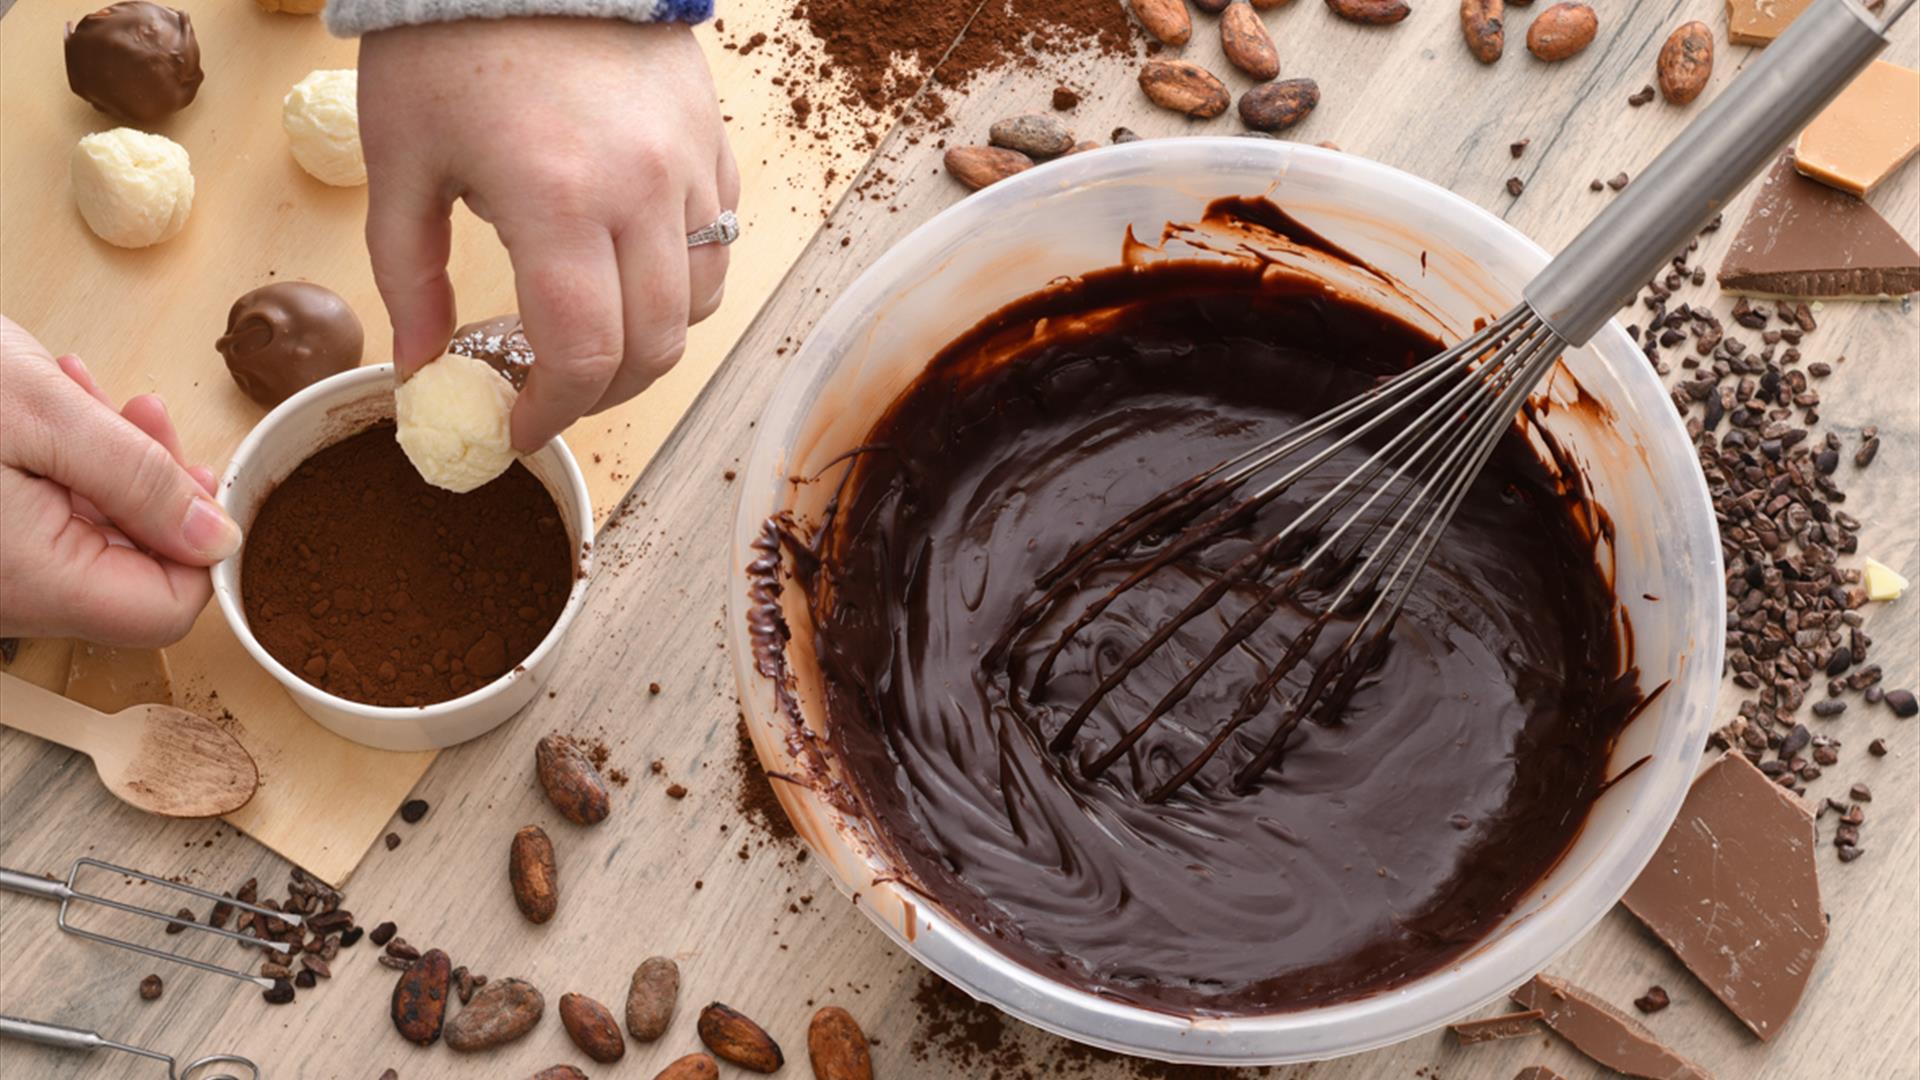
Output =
[
  {"x1": 727, "y1": 139, "x2": 1723, "y2": 1064},
  {"x1": 213, "y1": 364, "x2": 594, "y2": 751}
]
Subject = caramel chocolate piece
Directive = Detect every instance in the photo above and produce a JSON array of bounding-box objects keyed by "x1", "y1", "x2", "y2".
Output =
[
  {"x1": 1718, "y1": 156, "x2": 1920, "y2": 299},
  {"x1": 1725, "y1": 0, "x2": 1811, "y2": 45},
  {"x1": 1794, "y1": 61, "x2": 1920, "y2": 197},
  {"x1": 1623, "y1": 751, "x2": 1826, "y2": 1040},
  {"x1": 1511, "y1": 974, "x2": 1713, "y2": 1080},
  {"x1": 1449, "y1": 1009, "x2": 1544, "y2": 1044},
  {"x1": 449, "y1": 313, "x2": 534, "y2": 390},
  {"x1": 64, "y1": 2, "x2": 203, "y2": 126}
]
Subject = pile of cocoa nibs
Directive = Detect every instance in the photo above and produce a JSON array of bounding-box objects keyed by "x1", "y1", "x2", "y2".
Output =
[
  {"x1": 1631, "y1": 219, "x2": 1912, "y2": 865},
  {"x1": 194, "y1": 869, "x2": 375, "y2": 1005}
]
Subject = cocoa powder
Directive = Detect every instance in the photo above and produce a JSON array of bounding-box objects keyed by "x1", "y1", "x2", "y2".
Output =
[{"x1": 241, "y1": 422, "x2": 572, "y2": 707}]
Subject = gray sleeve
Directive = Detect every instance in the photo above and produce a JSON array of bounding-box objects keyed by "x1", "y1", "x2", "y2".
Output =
[{"x1": 325, "y1": 0, "x2": 699, "y2": 36}]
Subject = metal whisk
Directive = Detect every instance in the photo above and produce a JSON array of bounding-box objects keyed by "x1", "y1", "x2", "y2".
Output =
[{"x1": 1014, "y1": 0, "x2": 1910, "y2": 802}]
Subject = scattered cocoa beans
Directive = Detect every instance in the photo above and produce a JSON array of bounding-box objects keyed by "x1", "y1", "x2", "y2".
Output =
[
  {"x1": 535, "y1": 734, "x2": 611, "y2": 826},
  {"x1": 1239, "y1": 77, "x2": 1321, "y2": 131},
  {"x1": 989, "y1": 113, "x2": 1076, "y2": 158},
  {"x1": 528, "y1": 1069, "x2": 588, "y2": 1080},
  {"x1": 944, "y1": 146, "x2": 1034, "y2": 190},
  {"x1": 508, "y1": 825, "x2": 558, "y2": 924},
  {"x1": 1325, "y1": 0, "x2": 1410, "y2": 24},
  {"x1": 1526, "y1": 2, "x2": 1597, "y2": 61},
  {"x1": 1657, "y1": 21, "x2": 1713, "y2": 104},
  {"x1": 808, "y1": 1006, "x2": 874, "y2": 1080},
  {"x1": 1221, "y1": 3, "x2": 1280, "y2": 81},
  {"x1": 1194, "y1": 0, "x2": 1230, "y2": 10},
  {"x1": 1139, "y1": 60, "x2": 1231, "y2": 119},
  {"x1": 698, "y1": 1002, "x2": 784, "y2": 1073},
  {"x1": 627, "y1": 955, "x2": 681, "y2": 1041},
  {"x1": 390, "y1": 948, "x2": 451, "y2": 1045},
  {"x1": 1460, "y1": 0, "x2": 1504, "y2": 62},
  {"x1": 560, "y1": 992, "x2": 627, "y2": 1063},
  {"x1": 654, "y1": 1054, "x2": 719, "y2": 1080},
  {"x1": 445, "y1": 977, "x2": 545, "y2": 1052},
  {"x1": 1131, "y1": 0, "x2": 1194, "y2": 45}
]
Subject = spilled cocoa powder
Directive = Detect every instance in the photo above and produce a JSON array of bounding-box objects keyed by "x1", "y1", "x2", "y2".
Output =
[
  {"x1": 241, "y1": 422, "x2": 572, "y2": 707},
  {"x1": 733, "y1": 716, "x2": 800, "y2": 846}
]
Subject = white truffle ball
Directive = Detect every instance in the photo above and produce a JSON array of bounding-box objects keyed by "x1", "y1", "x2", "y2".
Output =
[
  {"x1": 71, "y1": 128, "x2": 194, "y2": 249},
  {"x1": 283, "y1": 69, "x2": 364, "y2": 186},
  {"x1": 394, "y1": 353, "x2": 518, "y2": 493}
]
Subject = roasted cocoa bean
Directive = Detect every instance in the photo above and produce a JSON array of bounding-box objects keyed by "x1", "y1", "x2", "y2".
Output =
[
  {"x1": 1221, "y1": 3, "x2": 1280, "y2": 81},
  {"x1": 508, "y1": 825, "x2": 558, "y2": 924},
  {"x1": 1460, "y1": 0, "x2": 1504, "y2": 62},
  {"x1": 1130, "y1": 0, "x2": 1194, "y2": 45},
  {"x1": 1657, "y1": 21, "x2": 1713, "y2": 104},
  {"x1": 808, "y1": 1006, "x2": 874, "y2": 1080},
  {"x1": 988, "y1": 113, "x2": 1076, "y2": 158},
  {"x1": 535, "y1": 734, "x2": 612, "y2": 826},
  {"x1": 1526, "y1": 2, "x2": 1597, "y2": 61},
  {"x1": 390, "y1": 949, "x2": 451, "y2": 1045},
  {"x1": 943, "y1": 146, "x2": 1034, "y2": 191},
  {"x1": 1139, "y1": 60, "x2": 1231, "y2": 119},
  {"x1": 697, "y1": 1002, "x2": 784, "y2": 1073},
  {"x1": 1239, "y1": 77, "x2": 1320, "y2": 131},
  {"x1": 528, "y1": 1069, "x2": 589, "y2": 1080},
  {"x1": 653, "y1": 1055, "x2": 719, "y2": 1080},
  {"x1": 1325, "y1": 0, "x2": 1410, "y2": 23},
  {"x1": 626, "y1": 955, "x2": 680, "y2": 1041},
  {"x1": 561, "y1": 992, "x2": 627, "y2": 1063},
  {"x1": 446, "y1": 977, "x2": 545, "y2": 1052}
]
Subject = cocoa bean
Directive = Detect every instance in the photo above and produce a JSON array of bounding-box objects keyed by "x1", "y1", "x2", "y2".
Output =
[
  {"x1": 1221, "y1": 3, "x2": 1280, "y2": 81},
  {"x1": 989, "y1": 113, "x2": 1076, "y2": 158},
  {"x1": 1657, "y1": 21, "x2": 1712, "y2": 104},
  {"x1": 560, "y1": 992, "x2": 626, "y2": 1062},
  {"x1": 697, "y1": 1002, "x2": 784, "y2": 1073},
  {"x1": 626, "y1": 955, "x2": 680, "y2": 1041},
  {"x1": 1139, "y1": 60, "x2": 1231, "y2": 119},
  {"x1": 943, "y1": 146, "x2": 1034, "y2": 191},
  {"x1": 1526, "y1": 2, "x2": 1597, "y2": 61},
  {"x1": 653, "y1": 1054, "x2": 719, "y2": 1080},
  {"x1": 508, "y1": 825, "x2": 558, "y2": 924},
  {"x1": 1239, "y1": 78, "x2": 1320, "y2": 131},
  {"x1": 1251, "y1": 0, "x2": 1291, "y2": 7},
  {"x1": 1325, "y1": 0, "x2": 1409, "y2": 24},
  {"x1": 1460, "y1": 0, "x2": 1504, "y2": 63},
  {"x1": 535, "y1": 734, "x2": 611, "y2": 826},
  {"x1": 528, "y1": 1069, "x2": 588, "y2": 1080},
  {"x1": 1130, "y1": 0, "x2": 1193, "y2": 45},
  {"x1": 808, "y1": 1006, "x2": 874, "y2": 1080},
  {"x1": 445, "y1": 977, "x2": 545, "y2": 1052},
  {"x1": 138, "y1": 974, "x2": 163, "y2": 1001},
  {"x1": 391, "y1": 948, "x2": 451, "y2": 1045}
]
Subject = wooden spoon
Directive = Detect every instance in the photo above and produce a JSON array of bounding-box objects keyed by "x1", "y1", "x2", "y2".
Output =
[{"x1": 0, "y1": 672, "x2": 258, "y2": 817}]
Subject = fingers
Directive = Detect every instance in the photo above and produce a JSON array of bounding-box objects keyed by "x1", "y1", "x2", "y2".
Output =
[
  {"x1": 365, "y1": 167, "x2": 458, "y2": 377},
  {"x1": 505, "y1": 230, "x2": 626, "y2": 451},
  {"x1": 42, "y1": 508, "x2": 213, "y2": 646},
  {"x1": 593, "y1": 214, "x2": 691, "y2": 416},
  {"x1": 686, "y1": 145, "x2": 740, "y2": 328},
  {"x1": 10, "y1": 368, "x2": 239, "y2": 567}
]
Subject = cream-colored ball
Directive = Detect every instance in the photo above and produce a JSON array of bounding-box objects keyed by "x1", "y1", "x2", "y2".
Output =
[
  {"x1": 71, "y1": 128, "x2": 194, "y2": 248},
  {"x1": 283, "y1": 69, "x2": 364, "y2": 186},
  {"x1": 394, "y1": 353, "x2": 519, "y2": 493},
  {"x1": 254, "y1": 0, "x2": 326, "y2": 13}
]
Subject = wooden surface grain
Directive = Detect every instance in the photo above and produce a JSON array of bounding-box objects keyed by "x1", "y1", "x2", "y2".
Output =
[{"x1": 2, "y1": 0, "x2": 1915, "y2": 1077}]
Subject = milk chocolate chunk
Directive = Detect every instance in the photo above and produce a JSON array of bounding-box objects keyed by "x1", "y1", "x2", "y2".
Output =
[
  {"x1": 1718, "y1": 156, "x2": 1920, "y2": 299},
  {"x1": 1514, "y1": 1069, "x2": 1568, "y2": 1080},
  {"x1": 448, "y1": 313, "x2": 534, "y2": 390},
  {"x1": 64, "y1": 2, "x2": 203, "y2": 127},
  {"x1": 1449, "y1": 1009, "x2": 1545, "y2": 1044},
  {"x1": 1622, "y1": 751, "x2": 1826, "y2": 1040},
  {"x1": 1511, "y1": 974, "x2": 1713, "y2": 1080},
  {"x1": 1725, "y1": 0, "x2": 1811, "y2": 45},
  {"x1": 1794, "y1": 61, "x2": 1920, "y2": 197},
  {"x1": 218, "y1": 282, "x2": 364, "y2": 407}
]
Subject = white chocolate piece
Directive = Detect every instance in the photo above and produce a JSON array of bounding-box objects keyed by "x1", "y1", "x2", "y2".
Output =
[
  {"x1": 283, "y1": 69, "x2": 365, "y2": 186},
  {"x1": 70, "y1": 128, "x2": 194, "y2": 248},
  {"x1": 394, "y1": 353, "x2": 518, "y2": 493},
  {"x1": 1862, "y1": 557, "x2": 1908, "y2": 602}
]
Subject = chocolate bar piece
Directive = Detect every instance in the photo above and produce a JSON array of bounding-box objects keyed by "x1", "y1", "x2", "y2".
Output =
[
  {"x1": 1511, "y1": 974, "x2": 1714, "y2": 1080},
  {"x1": 1719, "y1": 156, "x2": 1920, "y2": 299}
]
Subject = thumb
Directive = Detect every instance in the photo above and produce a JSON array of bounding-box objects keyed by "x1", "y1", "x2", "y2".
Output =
[{"x1": 366, "y1": 171, "x2": 457, "y2": 378}]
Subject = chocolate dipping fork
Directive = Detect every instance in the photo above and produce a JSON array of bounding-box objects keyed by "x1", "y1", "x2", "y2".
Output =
[{"x1": 1009, "y1": 0, "x2": 1914, "y2": 803}]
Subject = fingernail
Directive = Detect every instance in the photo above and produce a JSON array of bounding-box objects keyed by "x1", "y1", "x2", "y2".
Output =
[{"x1": 181, "y1": 496, "x2": 242, "y2": 560}]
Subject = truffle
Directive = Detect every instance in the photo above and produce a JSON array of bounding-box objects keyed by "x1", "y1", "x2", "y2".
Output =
[
  {"x1": 283, "y1": 69, "x2": 365, "y2": 186},
  {"x1": 64, "y1": 2, "x2": 203, "y2": 127},
  {"x1": 448, "y1": 313, "x2": 535, "y2": 390},
  {"x1": 217, "y1": 282, "x2": 364, "y2": 407}
]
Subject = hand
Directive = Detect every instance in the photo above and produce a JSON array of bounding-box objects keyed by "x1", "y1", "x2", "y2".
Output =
[
  {"x1": 0, "y1": 317, "x2": 239, "y2": 646},
  {"x1": 359, "y1": 18, "x2": 740, "y2": 452}
]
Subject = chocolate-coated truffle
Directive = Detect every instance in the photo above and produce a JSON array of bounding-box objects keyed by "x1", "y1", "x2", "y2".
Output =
[
  {"x1": 217, "y1": 282, "x2": 364, "y2": 407},
  {"x1": 448, "y1": 313, "x2": 535, "y2": 390},
  {"x1": 64, "y1": 2, "x2": 204, "y2": 127}
]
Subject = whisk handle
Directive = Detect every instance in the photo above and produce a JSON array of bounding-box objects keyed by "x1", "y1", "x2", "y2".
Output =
[
  {"x1": 0, "y1": 1016, "x2": 108, "y2": 1053},
  {"x1": 1523, "y1": 0, "x2": 1896, "y2": 345}
]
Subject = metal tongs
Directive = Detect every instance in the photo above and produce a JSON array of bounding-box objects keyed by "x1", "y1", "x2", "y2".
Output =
[{"x1": 0, "y1": 1015, "x2": 260, "y2": 1080}]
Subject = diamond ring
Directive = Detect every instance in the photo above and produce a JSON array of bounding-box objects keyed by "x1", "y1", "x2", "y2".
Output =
[{"x1": 686, "y1": 210, "x2": 741, "y2": 248}]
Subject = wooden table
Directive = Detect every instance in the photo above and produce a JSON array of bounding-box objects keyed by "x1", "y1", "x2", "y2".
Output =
[{"x1": 3, "y1": 1, "x2": 1914, "y2": 1077}]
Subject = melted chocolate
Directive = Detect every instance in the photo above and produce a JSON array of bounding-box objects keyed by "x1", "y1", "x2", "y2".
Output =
[{"x1": 795, "y1": 261, "x2": 1639, "y2": 1013}]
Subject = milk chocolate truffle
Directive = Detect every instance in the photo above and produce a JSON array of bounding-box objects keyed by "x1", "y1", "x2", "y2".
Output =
[
  {"x1": 64, "y1": 2, "x2": 204, "y2": 127},
  {"x1": 217, "y1": 282, "x2": 364, "y2": 407},
  {"x1": 448, "y1": 313, "x2": 535, "y2": 390}
]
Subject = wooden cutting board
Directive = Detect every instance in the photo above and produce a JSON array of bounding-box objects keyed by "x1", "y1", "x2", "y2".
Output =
[{"x1": 0, "y1": 0, "x2": 857, "y2": 884}]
